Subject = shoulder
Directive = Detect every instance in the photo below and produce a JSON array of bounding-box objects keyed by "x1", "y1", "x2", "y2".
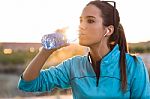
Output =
[
  {"x1": 50, "y1": 55, "x2": 87, "y2": 75},
  {"x1": 58, "y1": 55, "x2": 88, "y2": 74},
  {"x1": 64, "y1": 55, "x2": 87, "y2": 63},
  {"x1": 125, "y1": 53, "x2": 144, "y2": 66},
  {"x1": 125, "y1": 53, "x2": 147, "y2": 77},
  {"x1": 59, "y1": 55, "x2": 87, "y2": 67}
]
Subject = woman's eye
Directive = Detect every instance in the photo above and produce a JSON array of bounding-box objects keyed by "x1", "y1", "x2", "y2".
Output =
[{"x1": 87, "y1": 19, "x2": 95, "y2": 23}]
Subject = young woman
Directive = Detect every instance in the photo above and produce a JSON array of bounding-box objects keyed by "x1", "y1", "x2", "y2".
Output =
[{"x1": 18, "y1": 0, "x2": 150, "y2": 98}]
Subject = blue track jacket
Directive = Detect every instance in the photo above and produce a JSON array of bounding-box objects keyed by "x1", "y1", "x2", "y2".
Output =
[{"x1": 18, "y1": 44, "x2": 150, "y2": 99}]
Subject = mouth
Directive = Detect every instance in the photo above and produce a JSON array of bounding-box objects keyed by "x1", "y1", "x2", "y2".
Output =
[
  {"x1": 78, "y1": 30, "x2": 86, "y2": 38},
  {"x1": 79, "y1": 33, "x2": 85, "y2": 37},
  {"x1": 79, "y1": 34, "x2": 86, "y2": 40},
  {"x1": 79, "y1": 31, "x2": 85, "y2": 35},
  {"x1": 79, "y1": 33, "x2": 85, "y2": 35}
]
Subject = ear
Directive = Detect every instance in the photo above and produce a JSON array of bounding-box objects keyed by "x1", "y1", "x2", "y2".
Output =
[{"x1": 104, "y1": 25, "x2": 114, "y2": 37}]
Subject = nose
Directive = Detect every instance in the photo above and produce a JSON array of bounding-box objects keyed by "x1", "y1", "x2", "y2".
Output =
[{"x1": 79, "y1": 22, "x2": 86, "y2": 30}]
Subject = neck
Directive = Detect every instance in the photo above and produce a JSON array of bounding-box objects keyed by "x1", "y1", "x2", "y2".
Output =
[{"x1": 89, "y1": 42, "x2": 110, "y2": 63}]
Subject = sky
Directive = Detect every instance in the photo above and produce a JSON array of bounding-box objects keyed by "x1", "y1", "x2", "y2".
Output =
[{"x1": 0, "y1": 0, "x2": 150, "y2": 43}]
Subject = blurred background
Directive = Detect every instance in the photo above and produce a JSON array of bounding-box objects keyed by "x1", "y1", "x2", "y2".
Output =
[{"x1": 0, "y1": 0, "x2": 150, "y2": 99}]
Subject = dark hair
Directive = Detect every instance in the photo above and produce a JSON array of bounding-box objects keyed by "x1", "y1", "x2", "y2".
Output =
[{"x1": 87, "y1": 0, "x2": 128, "y2": 91}]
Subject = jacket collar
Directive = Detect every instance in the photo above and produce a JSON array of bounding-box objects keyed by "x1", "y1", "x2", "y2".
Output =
[
  {"x1": 87, "y1": 44, "x2": 120, "y2": 77},
  {"x1": 87, "y1": 44, "x2": 120, "y2": 65},
  {"x1": 101, "y1": 44, "x2": 120, "y2": 65}
]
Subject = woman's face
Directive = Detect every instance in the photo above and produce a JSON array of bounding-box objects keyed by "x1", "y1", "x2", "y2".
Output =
[{"x1": 79, "y1": 4, "x2": 106, "y2": 47}]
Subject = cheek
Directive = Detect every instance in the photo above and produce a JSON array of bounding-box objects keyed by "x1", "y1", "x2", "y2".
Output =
[
  {"x1": 79, "y1": 24, "x2": 104, "y2": 45},
  {"x1": 88, "y1": 25, "x2": 103, "y2": 39},
  {"x1": 79, "y1": 30, "x2": 101, "y2": 46}
]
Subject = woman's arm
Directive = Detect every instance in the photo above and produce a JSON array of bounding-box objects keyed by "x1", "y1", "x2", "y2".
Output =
[
  {"x1": 18, "y1": 46, "x2": 71, "y2": 92},
  {"x1": 22, "y1": 47, "x2": 56, "y2": 81}
]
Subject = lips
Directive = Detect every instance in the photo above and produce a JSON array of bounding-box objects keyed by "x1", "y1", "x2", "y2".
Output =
[
  {"x1": 79, "y1": 31, "x2": 85, "y2": 35},
  {"x1": 79, "y1": 33, "x2": 85, "y2": 35},
  {"x1": 79, "y1": 34, "x2": 86, "y2": 40},
  {"x1": 79, "y1": 33, "x2": 85, "y2": 37},
  {"x1": 79, "y1": 30, "x2": 86, "y2": 38}
]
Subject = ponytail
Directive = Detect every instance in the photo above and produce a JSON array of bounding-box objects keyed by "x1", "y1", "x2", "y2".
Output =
[
  {"x1": 117, "y1": 24, "x2": 128, "y2": 91},
  {"x1": 108, "y1": 23, "x2": 128, "y2": 91}
]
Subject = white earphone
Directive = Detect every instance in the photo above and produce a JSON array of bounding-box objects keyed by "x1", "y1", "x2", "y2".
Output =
[{"x1": 104, "y1": 29, "x2": 109, "y2": 37}]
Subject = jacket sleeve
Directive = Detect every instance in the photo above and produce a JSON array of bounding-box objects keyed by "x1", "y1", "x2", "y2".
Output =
[
  {"x1": 18, "y1": 59, "x2": 71, "y2": 92},
  {"x1": 130, "y1": 57, "x2": 150, "y2": 99}
]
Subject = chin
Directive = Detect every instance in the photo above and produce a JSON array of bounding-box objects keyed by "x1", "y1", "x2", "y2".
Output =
[{"x1": 79, "y1": 40, "x2": 89, "y2": 47}]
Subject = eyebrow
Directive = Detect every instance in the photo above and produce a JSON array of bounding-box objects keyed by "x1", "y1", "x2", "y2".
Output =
[{"x1": 80, "y1": 16, "x2": 96, "y2": 19}]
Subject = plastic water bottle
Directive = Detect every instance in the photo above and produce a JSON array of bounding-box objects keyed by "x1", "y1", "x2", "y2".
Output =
[
  {"x1": 41, "y1": 32, "x2": 68, "y2": 50},
  {"x1": 41, "y1": 27, "x2": 78, "y2": 50}
]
